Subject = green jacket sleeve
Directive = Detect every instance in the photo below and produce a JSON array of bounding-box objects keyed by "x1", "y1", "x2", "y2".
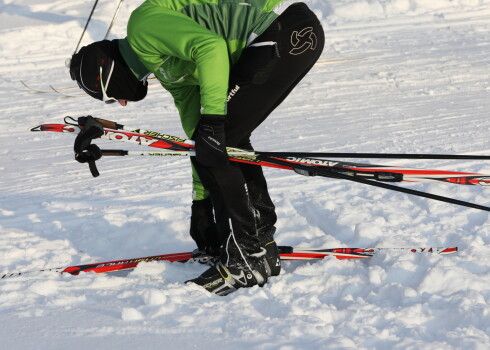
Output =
[
  {"x1": 126, "y1": 4, "x2": 230, "y2": 115},
  {"x1": 163, "y1": 83, "x2": 208, "y2": 201},
  {"x1": 164, "y1": 84, "x2": 201, "y2": 138}
]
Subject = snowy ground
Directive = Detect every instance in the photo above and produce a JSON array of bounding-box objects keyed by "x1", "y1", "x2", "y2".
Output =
[{"x1": 1, "y1": 0, "x2": 490, "y2": 349}]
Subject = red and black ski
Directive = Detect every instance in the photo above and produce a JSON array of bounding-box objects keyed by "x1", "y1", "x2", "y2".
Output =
[
  {"x1": 1, "y1": 246, "x2": 457, "y2": 279},
  {"x1": 29, "y1": 119, "x2": 490, "y2": 211},
  {"x1": 29, "y1": 122, "x2": 490, "y2": 186}
]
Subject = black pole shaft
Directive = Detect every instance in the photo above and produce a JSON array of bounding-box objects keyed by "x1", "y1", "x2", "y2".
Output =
[
  {"x1": 259, "y1": 151, "x2": 490, "y2": 160},
  {"x1": 103, "y1": 0, "x2": 125, "y2": 40},
  {"x1": 259, "y1": 155, "x2": 490, "y2": 212},
  {"x1": 93, "y1": 119, "x2": 490, "y2": 161},
  {"x1": 73, "y1": 0, "x2": 99, "y2": 55}
]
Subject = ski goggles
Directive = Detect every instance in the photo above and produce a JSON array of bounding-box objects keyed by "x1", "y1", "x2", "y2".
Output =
[{"x1": 100, "y1": 62, "x2": 117, "y2": 104}]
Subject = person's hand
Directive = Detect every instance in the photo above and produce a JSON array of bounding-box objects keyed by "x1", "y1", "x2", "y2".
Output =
[
  {"x1": 194, "y1": 114, "x2": 228, "y2": 167},
  {"x1": 72, "y1": 116, "x2": 104, "y2": 177},
  {"x1": 73, "y1": 116, "x2": 104, "y2": 163}
]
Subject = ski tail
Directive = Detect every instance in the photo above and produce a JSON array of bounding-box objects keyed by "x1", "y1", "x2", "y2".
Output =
[
  {"x1": 278, "y1": 246, "x2": 458, "y2": 260},
  {"x1": 61, "y1": 252, "x2": 198, "y2": 275}
]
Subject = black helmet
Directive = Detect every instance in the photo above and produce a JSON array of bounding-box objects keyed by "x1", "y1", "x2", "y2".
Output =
[{"x1": 69, "y1": 39, "x2": 147, "y2": 103}]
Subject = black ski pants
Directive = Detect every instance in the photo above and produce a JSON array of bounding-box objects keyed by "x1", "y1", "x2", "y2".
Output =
[{"x1": 192, "y1": 3, "x2": 325, "y2": 256}]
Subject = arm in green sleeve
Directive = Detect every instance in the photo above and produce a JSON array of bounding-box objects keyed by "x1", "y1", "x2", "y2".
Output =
[
  {"x1": 191, "y1": 162, "x2": 209, "y2": 201},
  {"x1": 127, "y1": 4, "x2": 230, "y2": 115},
  {"x1": 164, "y1": 84, "x2": 201, "y2": 138},
  {"x1": 163, "y1": 83, "x2": 209, "y2": 201}
]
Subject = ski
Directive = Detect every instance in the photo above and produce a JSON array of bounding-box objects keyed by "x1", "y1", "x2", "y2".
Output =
[
  {"x1": 21, "y1": 80, "x2": 78, "y2": 95},
  {"x1": 29, "y1": 119, "x2": 490, "y2": 211},
  {"x1": 1, "y1": 246, "x2": 457, "y2": 279},
  {"x1": 49, "y1": 85, "x2": 85, "y2": 98},
  {"x1": 22, "y1": 80, "x2": 160, "y2": 97},
  {"x1": 30, "y1": 122, "x2": 490, "y2": 186},
  {"x1": 316, "y1": 57, "x2": 366, "y2": 66}
]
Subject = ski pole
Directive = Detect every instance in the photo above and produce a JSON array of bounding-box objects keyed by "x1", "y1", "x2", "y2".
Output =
[
  {"x1": 98, "y1": 148, "x2": 490, "y2": 212},
  {"x1": 73, "y1": 0, "x2": 99, "y2": 55},
  {"x1": 258, "y1": 155, "x2": 490, "y2": 212},
  {"x1": 100, "y1": 149, "x2": 254, "y2": 157},
  {"x1": 103, "y1": 0, "x2": 125, "y2": 40},
  {"x1": 259, "y1": 151, "x2": 490, "y2": 160}
]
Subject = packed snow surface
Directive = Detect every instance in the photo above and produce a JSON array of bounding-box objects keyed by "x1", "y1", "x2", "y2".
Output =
[{"x1": 1, "y1": 0, "x2": 489, "y2": 348}]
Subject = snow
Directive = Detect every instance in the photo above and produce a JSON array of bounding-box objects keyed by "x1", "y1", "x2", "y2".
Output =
[{"x1": 1, "y1": 0, "x2": 490, "y2": 348}]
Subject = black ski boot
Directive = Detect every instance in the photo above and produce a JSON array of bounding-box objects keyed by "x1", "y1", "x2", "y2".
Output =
[
  {"x1": 260, "y1": 227, "x2": 281, "y2": 277},
  {"x1": 187, "y1": 238, "x2": 268, "y2": 296},
  {"x1": 263, "y1": 240, "x2": 281, "y2": 277}
]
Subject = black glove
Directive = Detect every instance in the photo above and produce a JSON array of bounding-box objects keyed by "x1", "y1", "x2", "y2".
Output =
[
  {"x1": 194, "y1": 114, "x2": 228, "y2": 167},
  {"x1": 74, "y1": 116, "x2": 104, "y2": 177},
  {"x1": 74, "y1": 144, "x2": 102, "y2": 163},
  {"x1": 190, "y1": 197, "x2": 221, "y2": 256}
]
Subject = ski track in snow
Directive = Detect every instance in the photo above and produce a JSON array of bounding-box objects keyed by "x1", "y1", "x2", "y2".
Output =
[{"x1": 0, "y1": 0, "x2": 490, "y2": 349}]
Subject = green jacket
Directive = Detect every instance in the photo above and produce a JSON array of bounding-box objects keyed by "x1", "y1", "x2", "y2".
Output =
[{"x1": 119, "y1": 0, "x2": 289, "y2": 199}]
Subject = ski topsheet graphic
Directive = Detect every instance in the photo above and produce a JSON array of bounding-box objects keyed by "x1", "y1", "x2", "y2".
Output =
[{"x1": 1, "y1": 246, "x2": 457, "y2": 279}]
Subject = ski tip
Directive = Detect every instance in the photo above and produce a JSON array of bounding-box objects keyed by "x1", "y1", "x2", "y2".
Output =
[
  {"x1": 20, "y1": 80, "x2": 33, "y2": 89},
  {"x1": 29, "y1": 125, "x2": 42, "y2": 132},
  {"x1": 440, "y1": 247, "x2": 458, "y2": 255},
  {"x1": 61, "y1": 267, "x2": 81, "y2": 275}
]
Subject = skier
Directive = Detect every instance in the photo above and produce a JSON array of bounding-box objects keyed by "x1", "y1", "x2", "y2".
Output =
[{"x1": 68, "y1": 0, "x2": 324, "y2": 295}]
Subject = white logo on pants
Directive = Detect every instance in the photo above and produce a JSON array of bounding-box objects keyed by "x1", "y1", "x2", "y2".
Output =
[{"x1": 289, "y1": 27, "x2": 317, "y2": 55}]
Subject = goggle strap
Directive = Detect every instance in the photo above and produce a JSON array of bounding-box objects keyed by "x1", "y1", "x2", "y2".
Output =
[{"x1": 100, "y1": 61, "x2": 116, "y2": 102}]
